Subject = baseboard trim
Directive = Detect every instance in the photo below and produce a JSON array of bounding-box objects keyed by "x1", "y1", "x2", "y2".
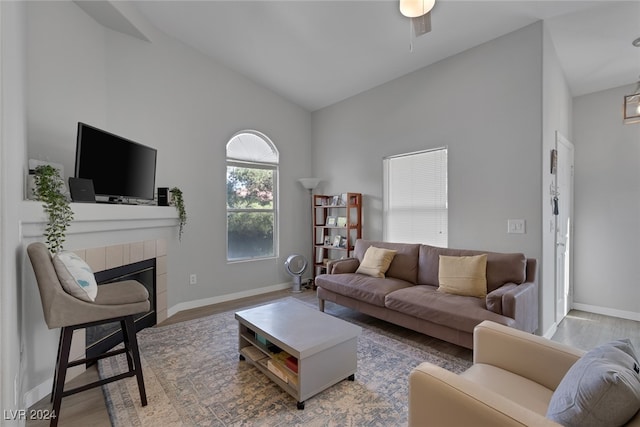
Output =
[
  {"x1": 571, "y1": 303, "x2": 640, "y2": 322},
  {"x1": 24, "y1": 378, "x2": 51, "y2": 410},
  {"x1": 167, "y1": 282, "x2": 292, "y2": 318},
  {"x1": 542, "y1": 322, "x2": 558, "y2": 340}
]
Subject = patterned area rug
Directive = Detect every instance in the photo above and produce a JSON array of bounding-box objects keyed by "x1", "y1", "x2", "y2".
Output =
[{"x1": 99, "y1": 298, "x2": 472, "y2": 426}]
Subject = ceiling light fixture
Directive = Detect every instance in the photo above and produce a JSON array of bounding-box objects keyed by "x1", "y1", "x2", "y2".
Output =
[
  {"x1": 624, "y1": 39, "x2": 640, "y2": 124},
  {"x1": 400, "y1": 0, "x2": 435, "y2": 18},
  {"x1": 623, "y1": 77, "x2": 640, "y2": 124}
]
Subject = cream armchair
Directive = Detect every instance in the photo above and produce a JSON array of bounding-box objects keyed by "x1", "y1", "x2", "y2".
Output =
[{"x1": 409, "y1": 320, "x2": 640, "y2": 427}]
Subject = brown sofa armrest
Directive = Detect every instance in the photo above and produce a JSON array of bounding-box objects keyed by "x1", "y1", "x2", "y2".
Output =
[
  {"x1": 502, "y1": 281, "x2": 538, "y2": 333},
  {"x1": 409, "y1": 362, "x2": 560, "y2": 427},
  {"x1": 327, "y1": 258, "x2": 359, "y2": 274},
  {"x1": 486, "y1": 284, "x2": 517, "y2": 315}
]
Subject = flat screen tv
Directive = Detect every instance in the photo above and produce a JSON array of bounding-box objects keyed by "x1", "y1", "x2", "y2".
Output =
[{"x1": 74, "y1": 122, "x2": 157, "y2": 203}]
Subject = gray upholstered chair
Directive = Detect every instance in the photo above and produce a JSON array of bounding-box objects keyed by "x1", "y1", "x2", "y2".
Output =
[{"x1": 27, "y1": 242, "x2": 150, "y2": 427}]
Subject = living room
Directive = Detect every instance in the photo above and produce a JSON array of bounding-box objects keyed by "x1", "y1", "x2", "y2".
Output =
[{"x1": 1, "y1": 0, "x2": 639, "y2": 424}]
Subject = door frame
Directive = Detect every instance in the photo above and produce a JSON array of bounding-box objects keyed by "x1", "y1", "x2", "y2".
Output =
[{"x1": 554, "y1": 131, "x2": 574, "y2": 323}]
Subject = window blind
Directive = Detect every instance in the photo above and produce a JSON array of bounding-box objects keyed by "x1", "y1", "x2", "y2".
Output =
[{"x1": 383, "y1": 148, "x2": 448, "y2": 247}]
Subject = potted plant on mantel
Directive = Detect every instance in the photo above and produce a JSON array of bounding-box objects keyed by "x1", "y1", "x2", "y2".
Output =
[
  {"x1": 169, "y1": 187, "x2": 187, "y2": 241},
  {"x1": 33, "y1": 165, "x2": 74, "y2": 253}
]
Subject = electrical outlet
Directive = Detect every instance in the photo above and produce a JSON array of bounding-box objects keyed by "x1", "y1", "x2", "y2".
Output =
[{"x1": 189, "y1": 274, "x2": 197, "y2": 285}]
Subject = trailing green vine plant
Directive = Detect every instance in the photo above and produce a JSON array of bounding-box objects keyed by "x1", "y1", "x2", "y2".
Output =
[
  {"x1": 33, "y1": 165, "x2": 74, "y2": 253},
  {"x1": 170, "y1": 187, "x2": 187, "y2": 241}
]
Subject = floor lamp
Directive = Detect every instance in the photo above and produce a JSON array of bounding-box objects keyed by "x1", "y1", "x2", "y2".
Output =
[{"x1": 298, "y1": 178, "x2": 320, "y2": 286}]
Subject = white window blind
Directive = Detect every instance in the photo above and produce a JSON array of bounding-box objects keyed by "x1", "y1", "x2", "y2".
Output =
[{"x1": 383, "y1": 148, "x2": 448, "y2": 247}]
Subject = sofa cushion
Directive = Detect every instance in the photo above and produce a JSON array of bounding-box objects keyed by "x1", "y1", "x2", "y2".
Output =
[
  {"x1": 438, "y1": 254, "x2": 487, "y2": 298},
  {"x1": 546, "y1": 339, "x2": 640, "y2": 427},
  {"x1": 315, "y1": 273, "x2": 412, "y2": 307},
  {"x1": 419, "y1": 245, "x2": 526, "y2": 292},
  {"x1": 354, "y1": 240, "x2": 420, "y2": 284},
  {"x1": 356, "y1": 246, "x2": 397, "y2": 278},
  {"x1": 384, "y1": 285, "x2": 516, "y2": 333}
]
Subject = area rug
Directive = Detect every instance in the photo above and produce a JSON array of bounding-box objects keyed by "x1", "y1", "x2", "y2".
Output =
[{"x1": 99, "y1": 298, "x2": 472, "y2": 426}]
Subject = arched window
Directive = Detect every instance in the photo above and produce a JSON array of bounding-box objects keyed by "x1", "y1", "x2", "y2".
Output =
[{"x1": 226, "y1": 131, "x2": 279, "y2": 261}]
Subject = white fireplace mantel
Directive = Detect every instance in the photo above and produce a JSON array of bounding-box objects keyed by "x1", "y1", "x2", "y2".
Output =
[{"x1": 20, "y1": 200, "x2": 178, "y2": 238}]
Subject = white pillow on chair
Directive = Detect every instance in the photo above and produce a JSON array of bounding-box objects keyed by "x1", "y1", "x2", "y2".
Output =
[{"x1": 53, "y1": 251, "x2": 98, "y2": 302}]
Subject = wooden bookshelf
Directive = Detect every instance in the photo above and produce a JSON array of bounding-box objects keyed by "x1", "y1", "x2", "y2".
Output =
[{"x1": 311, "y1": 193, "x2": 362, "y2": 278}]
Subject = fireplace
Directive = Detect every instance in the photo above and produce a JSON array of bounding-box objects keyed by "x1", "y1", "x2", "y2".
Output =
[{"x1": 86, "y1": 258, "x2": 157, "y2": 361}]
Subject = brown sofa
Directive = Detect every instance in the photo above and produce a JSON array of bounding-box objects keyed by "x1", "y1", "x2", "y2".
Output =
[{"x1": 315, "y1": 239, "x2": 538, "y2": 349}]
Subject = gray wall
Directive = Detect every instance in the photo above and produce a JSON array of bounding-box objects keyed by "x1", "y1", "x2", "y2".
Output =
[
  {"x1": 573, "y1": 84, "x2": 640, "y2": 318},
  {"x1": 23, "y1": 1, "x2": 312, "y2": 397},
  {"x1": 1, "y1": 2, "x2": 28, "y2": 422},
  {"x1": 312, "y1": 23, "x2": 543, "y2": 261},
  {"x1": 26, "y1": 1, "x2": 313, "y2": 308}
]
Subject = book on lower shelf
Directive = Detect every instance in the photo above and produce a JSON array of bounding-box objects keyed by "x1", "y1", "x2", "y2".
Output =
[
  {"x1": 285, "y1": 356, "x2": 298, "y2": 373},
  {"x1": 241, "y1": 346, "x2": 267, "y2": 362},
  {"x1": 267, "y1": 359, "x2": 288, "y2": 383}
]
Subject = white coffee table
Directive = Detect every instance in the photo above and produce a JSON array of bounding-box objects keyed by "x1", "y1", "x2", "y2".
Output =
[{"x1": 235, "y1": 298, "x2": 361, "y2": 409}]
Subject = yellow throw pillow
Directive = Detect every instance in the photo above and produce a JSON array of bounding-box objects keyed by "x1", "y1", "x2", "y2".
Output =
[
  {"x1": 356, "y1": 247, "x2": 397, "y2": 278},
  {"x1": 438, "y1": 254, "x2": 488, "y2": 297}
]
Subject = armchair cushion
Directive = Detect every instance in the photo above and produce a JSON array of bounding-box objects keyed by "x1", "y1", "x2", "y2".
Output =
[
  {"x1": 546, "y1": 339, "x2": 640, "y2": 427},
  {"x1": 53, "y1": 251, "x2": 98, "y2": 302}
]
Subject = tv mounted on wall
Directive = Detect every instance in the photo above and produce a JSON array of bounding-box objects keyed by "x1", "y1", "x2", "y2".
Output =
[{"x1": 74, "y1": 122, "x2": 157, "y2": 204}]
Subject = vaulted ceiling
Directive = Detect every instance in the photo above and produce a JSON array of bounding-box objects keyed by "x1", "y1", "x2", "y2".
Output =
[{"x1": 86, "y1": 1, "x2": 640, "y2": 112}]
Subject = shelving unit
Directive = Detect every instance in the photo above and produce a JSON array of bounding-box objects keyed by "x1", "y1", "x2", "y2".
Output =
[
  {"x1": 235, "y1": 300, "x2": 360, "y2": 409},
  {"x1": 238, "y1": 324, "x2": 300, "y2": 402},
  {"x1": 312, "y1": 192, "x2": 362, "y2": 277}
]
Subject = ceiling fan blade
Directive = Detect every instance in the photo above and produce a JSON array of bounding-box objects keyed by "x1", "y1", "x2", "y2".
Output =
[{"x1": 412, "y1": 12, "x2": 431, "y2": 37}]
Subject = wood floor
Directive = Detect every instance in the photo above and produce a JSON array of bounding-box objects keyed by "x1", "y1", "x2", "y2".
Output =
[{"x1": 26, "y1": 288, "x2": 640, "y2": 427}]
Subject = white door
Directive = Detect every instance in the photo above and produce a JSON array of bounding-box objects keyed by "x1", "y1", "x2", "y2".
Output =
[{"x1": 555, "y1": 132, "x2": 574, "y2": 322}]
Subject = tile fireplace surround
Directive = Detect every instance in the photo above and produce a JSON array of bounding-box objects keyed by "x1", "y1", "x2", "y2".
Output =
[
  {"x1": 65, "y1": 239, "x2": 168, "y2": 380},
  {"x1": 78, "y1": 239, "x2": 168, "y2": 324}
]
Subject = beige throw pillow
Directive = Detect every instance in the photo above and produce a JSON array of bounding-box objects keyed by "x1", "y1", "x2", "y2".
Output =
[
  {"x1": 438, "y1": 254, "x2": 488, "y2": 297},
  {"x1": 356, "y1": 246, "x2": 397, "y2": 278}
]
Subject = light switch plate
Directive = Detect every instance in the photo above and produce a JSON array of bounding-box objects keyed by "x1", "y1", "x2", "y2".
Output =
[{"x1": 507, "y1": 219, "x2": 526, "y2": 234}]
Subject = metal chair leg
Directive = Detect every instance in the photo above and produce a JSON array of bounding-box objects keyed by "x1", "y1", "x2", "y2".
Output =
[
  {"x1": 50, "y1": 330, "x2": 64, "y2": 403},
  {"x1": 50, "y1": 327, "x2": 73, "y2": 427},
  {"x1": 123, "y1": 316, "x2": 147, "y2": 406}
]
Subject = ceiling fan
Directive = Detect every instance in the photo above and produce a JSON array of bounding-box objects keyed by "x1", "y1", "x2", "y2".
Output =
[{"x1": 400, "y1": 0, "x2": 435, "y2": 37}]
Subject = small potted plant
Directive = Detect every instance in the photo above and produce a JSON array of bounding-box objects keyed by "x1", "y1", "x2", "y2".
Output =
[
  {"x1": 170, "y1": 187, "x2": 187, "y2": 241},
  {"x1": 33, "y1": 165, "x2": 74, "y2": 253}
]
